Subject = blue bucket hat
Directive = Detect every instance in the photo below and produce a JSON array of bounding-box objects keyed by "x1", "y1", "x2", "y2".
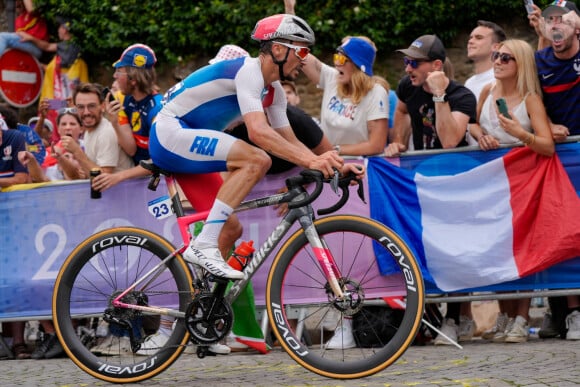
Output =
[
  {"x1": 338, "y1": 37, "x2": 376, "y2": 76},
  {"x1": 113, "y1": 44, "x2": 157, "y2": 69}
]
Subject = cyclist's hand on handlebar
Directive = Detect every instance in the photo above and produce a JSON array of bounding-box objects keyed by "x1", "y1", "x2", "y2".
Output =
[
  {"x1": 340, "y1": 163, "x2": 365, "y2": 183},
  {"x1": 308, "y1": 151, "x2": 343, "y2": 178}
]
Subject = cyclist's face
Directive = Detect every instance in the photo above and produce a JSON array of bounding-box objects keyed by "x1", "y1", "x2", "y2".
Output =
[{"x1": 273, "y1": 42, "x2": 309, "y2": 81}]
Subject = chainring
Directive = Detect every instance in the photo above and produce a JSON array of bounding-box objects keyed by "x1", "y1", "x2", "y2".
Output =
[{"x1": 185, "y1": 293, "x2": 233, "y2": 345}]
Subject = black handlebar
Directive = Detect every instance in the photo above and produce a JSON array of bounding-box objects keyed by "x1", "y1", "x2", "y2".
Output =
[{"x1": 285, "y1": 169, "x2": 366, "y2": 215}]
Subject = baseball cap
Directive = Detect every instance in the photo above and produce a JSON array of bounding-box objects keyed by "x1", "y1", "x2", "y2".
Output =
[
  {"x1": 56, "y1": 16, "x2": 72, "y2": 31},
  {"x1": 209, "y1": 44, "x2": 249, "y2": 64},
  {"x1": 543, "y1": 0, "x2": 580, "y2": 17},
  {"x1": 28, "y1": 117, "x2": 54, "y2": 132},
  {"x1": 338, "y1": 37, "x2": 376, "y2": 76},
  {"x1": 397, "y1": 34, "x2": 446, "y2": 61},
  {"x1": 113, "y1": 44, "x2": 157, "y2": 69}
]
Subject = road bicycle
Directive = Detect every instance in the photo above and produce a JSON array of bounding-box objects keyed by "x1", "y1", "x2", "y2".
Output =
[{"x1": 52, "y1": 162, "x2": 424, "y2": 383}]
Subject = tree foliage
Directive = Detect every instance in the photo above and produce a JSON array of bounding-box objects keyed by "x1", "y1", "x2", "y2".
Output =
[{"x1": 32, "y1": 0, "x2": 547, "y2": 70}]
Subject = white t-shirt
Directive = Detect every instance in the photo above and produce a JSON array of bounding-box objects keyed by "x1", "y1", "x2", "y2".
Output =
[
  {"x1": 318, "y1": 64, "x2": 388, "y2": 146},
  {"x1": 465, "y1": 68, "x2": 495, "y2": 145},
  {"x1": 83, "y1": 118, "x2": 133, "y2": 172}
]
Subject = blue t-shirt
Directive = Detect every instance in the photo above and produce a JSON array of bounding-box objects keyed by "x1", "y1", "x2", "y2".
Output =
[
  {"x1": 535, "y1": 47, "x2": 580, "y2": 135},
  {"x1": 119, "y1": 93, "x2": 163, "y2": 164},
  {"x1": 0, "y1": 129, "x2": 27, "y2": 178}
]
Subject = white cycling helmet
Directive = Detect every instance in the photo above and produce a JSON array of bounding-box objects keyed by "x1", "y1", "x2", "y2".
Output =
[{"x1": 251, "y1": 14, "x2": 315, "y2": 45}]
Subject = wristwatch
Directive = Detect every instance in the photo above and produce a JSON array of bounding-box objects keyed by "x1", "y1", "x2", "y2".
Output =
[
  {"x1": 333, "y1": 145, "x2": 341, "y2": 154},
  {"x1": 432, "y1": 93, "x2": 448, "y2": 103}
]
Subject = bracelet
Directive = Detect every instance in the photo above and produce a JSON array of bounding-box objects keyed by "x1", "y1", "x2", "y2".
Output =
[{"x1": 523, "y1": 133, "x2": 536, "y2": 146}]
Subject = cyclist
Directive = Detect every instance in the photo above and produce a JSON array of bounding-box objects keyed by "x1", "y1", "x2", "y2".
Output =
[{"x1": 149, "y1": 14, "x2": 362, "y2": 280}]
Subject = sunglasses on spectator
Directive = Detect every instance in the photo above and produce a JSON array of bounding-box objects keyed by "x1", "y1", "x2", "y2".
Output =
[
  {"x1": 58, "y1": 107, "x2": 78, "y2": 115},
  {"x1": 333, "y1": 52, "x2": 350, "y2": 66},
  {"x1": 491, "y1": 51, "x2": 516, "y2": 64},
  {"x1": 403, "y1": 57, "x2": 429, "y2": 69},
  {"x1": 275, "y1": 41, "x2": 310, "y2": 60}
]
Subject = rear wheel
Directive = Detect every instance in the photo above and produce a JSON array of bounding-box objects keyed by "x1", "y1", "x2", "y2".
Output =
[
  {"x1": 266, "y1": 215, "x2": 424, "y2": 379},
  {"x1": 52, "y1": 227, "x2": 193, "y2": 383}
]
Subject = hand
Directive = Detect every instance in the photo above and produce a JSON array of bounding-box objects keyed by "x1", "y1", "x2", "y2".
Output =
[
  {"x1": 59, "y1": 135, "x2": 82, "y2": 155},
  {"x1": 308, "y1": 151, "x2": 343, "y2": 178},
  {"x1": 477, "y1": 134, "x2": 500, "y2": 151},
  {"x1": 39, "y1": 98, "x2": 49, "y2": 116},
  {"x1": 18, "y1": 151, "x2": 33, "y2": 166},
  {"x1": 340, "y1": 163, "x2": 365, "y2": 182},
  {"x1": 425, "y1": 71, "x2": 449, "y2": 96},
  {"x1": 562, "y1": 9, "x2": 580, "y2": 29},
  {"x1": 384, "y1": 142, "x2": 407, "y2": 157},
  {"x1": 497, "y1": 112, "x2": 522, "y2": 138},
  {"x1": 273, "y1": 186, "x2": 290, "y2": 217},
  {"x1": 92, "y1": 172, "x2": 122, "y2": 192},
  {"x1": 105, "y1": 97, "x2": 121, "y2": 121},
  {"x1": 527, "y1": 4, "x2": 543, "y2": 36},
  {"x1": 551, "y1": 123, "x2": 570, "y2": 143},
  {"x1": 16, "y1": 31, "x2": 33, "y2": 42}
]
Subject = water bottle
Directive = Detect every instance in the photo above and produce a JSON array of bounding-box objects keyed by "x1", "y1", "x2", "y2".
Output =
[{"x1": 227, "y1": 240, "x2": 255, "y2": 271}]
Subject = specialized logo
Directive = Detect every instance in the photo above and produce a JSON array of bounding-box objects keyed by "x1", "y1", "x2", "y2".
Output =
[{"x1": 190, "y1": 136, "x2": 218, "y2": 156}]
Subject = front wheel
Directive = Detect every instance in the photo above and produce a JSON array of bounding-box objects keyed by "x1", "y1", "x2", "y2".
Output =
[
  {"x1": 52, "y1": 227, "x2": 194, "y2": 383},
  {"x1": 266, "y1": 215, "x2": 424, "y2": 379}
]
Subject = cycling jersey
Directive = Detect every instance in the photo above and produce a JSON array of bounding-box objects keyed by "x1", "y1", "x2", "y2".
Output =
[{"x1": 149, "y1": 57, "x2": 289, "y2": 174}]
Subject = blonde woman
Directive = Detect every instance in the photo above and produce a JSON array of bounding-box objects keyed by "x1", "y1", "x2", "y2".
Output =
[
  {"x1": 469, "y1": 39, "x2": 554, "y2": 344},
  {"x1": 302, "y1": 36, "x2": 389, "y2": 156},
  {"x1": 469, "y1": 39, "x2": 554, "y2": 156}
]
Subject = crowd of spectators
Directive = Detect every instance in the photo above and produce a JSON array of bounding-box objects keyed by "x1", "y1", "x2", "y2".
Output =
[{"x1": 1, "y1": 0, "x2": 579, "y2": 360}]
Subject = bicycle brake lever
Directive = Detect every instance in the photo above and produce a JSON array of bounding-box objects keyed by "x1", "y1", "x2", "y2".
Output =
[
  {"x1": 357, "y1": 179, "x2": 366, "y2": 204},
  {"x1": 331, "y1": 168, "x2": 340, "y2": 195}
]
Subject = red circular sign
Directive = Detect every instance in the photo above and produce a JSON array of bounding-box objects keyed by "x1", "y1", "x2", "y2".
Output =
[{"x1": 0, "y1": 49, "x2": 43, "y2": 108}]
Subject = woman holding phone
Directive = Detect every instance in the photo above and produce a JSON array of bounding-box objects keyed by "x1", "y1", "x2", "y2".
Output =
[
  {"x1": 468, "y1": 39, "x2": 554, "y2": 344},
  {"x1": 468, "y1": 39, "x2": 553, "y2": 156}
]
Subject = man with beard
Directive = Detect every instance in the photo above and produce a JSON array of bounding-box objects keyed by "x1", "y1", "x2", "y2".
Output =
[
  {"x1": 149, "y1": 14, "x2": 359, "y2": 280},
  {"x1": 62, "y1": 82, "x2": 133, "y2": 177},
  {"x1": 527, "y1": 0, "x2": 580, "y2": 340},
  {"x1": 529, "y1": 1, "x2": 580, "y2": 138},
  {"x1": 385, "y1": 35, "x2": 476, "y2": 156}
]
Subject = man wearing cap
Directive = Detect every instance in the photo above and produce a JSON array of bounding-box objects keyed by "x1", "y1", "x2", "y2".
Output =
[
  {"x1": 528, "y1": 1, "x2": 580, "y2": 139},
  {"x1": 301, "y1": 35, "x2": 389, "y2": 157},
  {"x1": 385, "y1": 35, "x2": 476, "y2": 157},
  {"x1": 91, "y1": 44, "x2": 163, "y2": 192}
]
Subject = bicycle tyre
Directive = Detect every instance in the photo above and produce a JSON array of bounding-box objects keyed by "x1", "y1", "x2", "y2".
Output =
[
  {"x1": 266, "y1": 215, "x2": 424, "y2": 379},
  {"x1": 52, "y1": 227, "x2": 193, "y2": 383}
]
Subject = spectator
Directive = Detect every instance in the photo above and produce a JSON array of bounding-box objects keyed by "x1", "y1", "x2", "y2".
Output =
[
  {"x1": 302, "y1": 36, "x2": 389, "y2": 156},
  {"x1": 372, "y1": 75, "x2": 398, "y2": 130},
  {"x1": 20, "y1": 107, "x2": 84, "y2": 182},
  {"x1": 385, "y1": 34, "x2": 476, "y2": 157},
  {"x1": 384, "y1": 35, "x2": 476, "y2": 346},
  {"x1": 280, "y1": 80, "x2": 301, "y2": 107},
  {"x1": 28, "y1": 113, "x2": 54, "y2": 147},
  {"x1": 64, "y1": 82, "x2": 133, "y2": 178},
  {"x1": 91, "y1": 44, "x2": 162, "y2": 192},
  {"x1": 0, "y1": 106, "x2": 30, "y2": 359},
  {"x1": 18, "y1": 16, "x2": 88, "y2": 141},
  {"x1": 469, "y1": 40, "x2": 555, "y2": 344},
  {"x1": 528, "y1": 0, "x2": 580, "y2": 340},
  {"x1": 149, "y1": 14, "x2": 356, "y2": 283},
  {"x1": 465, "y1": 20, "x2": 507, "y2": 143},
  {"x1": 0, "y1": 0, "x2": 48, "y2": 59}
]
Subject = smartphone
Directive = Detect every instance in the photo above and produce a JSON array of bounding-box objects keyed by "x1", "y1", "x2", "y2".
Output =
[
  {"x1": 47, "y1": 98, "x2": 67, "y2": 110},
  {"x1": 524, "y1": 0, "x2": 534, "y2": 14},
  {"x1": 102, "y1": 87, "x2": 116, "y2": 102},
  {"x1": 496, "y1": 98, "x2": 512, "y2": 119}
]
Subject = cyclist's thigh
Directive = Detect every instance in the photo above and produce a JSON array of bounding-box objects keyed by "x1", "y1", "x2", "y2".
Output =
[{"x1": 150, "y1": 115, "x2": 236, "y2": 174}]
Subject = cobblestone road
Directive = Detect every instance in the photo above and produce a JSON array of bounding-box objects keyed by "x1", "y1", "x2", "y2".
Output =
[{"x1": 1, "y1": 336, "x2": 578, "y2": 387}]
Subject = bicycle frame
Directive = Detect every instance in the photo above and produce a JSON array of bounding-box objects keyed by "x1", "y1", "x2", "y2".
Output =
[{"x1": 111, "y1": 173, "x2": 346, "y2": 317}]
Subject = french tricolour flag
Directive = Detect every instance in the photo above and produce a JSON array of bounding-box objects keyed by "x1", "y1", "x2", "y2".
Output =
[{"x1": 368, "y1": 147, "x2": 580, "y2": 292}]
